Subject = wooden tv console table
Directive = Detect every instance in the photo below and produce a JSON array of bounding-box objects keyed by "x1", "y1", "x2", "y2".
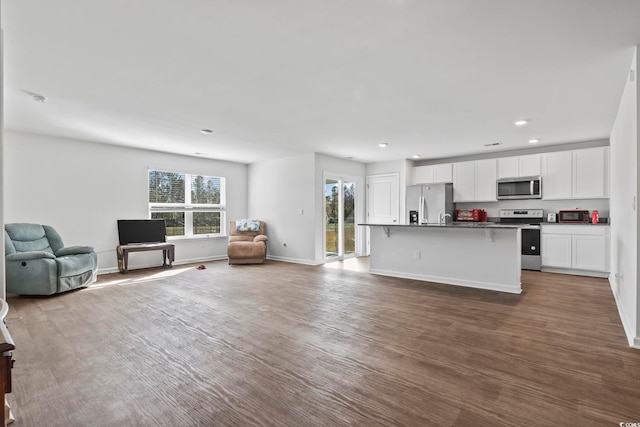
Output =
[{"x1": 117, "y1": 243, "x2": 175, "y2": 273}]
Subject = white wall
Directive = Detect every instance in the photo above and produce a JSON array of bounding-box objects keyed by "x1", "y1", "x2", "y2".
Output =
[
  {"x1": 248, "y1": 153, "x2": 366, "y2": 265},
  {"x1": 248, "y1": 153, "x2": 317, "y2": 264},
  {"x1": 609, "y1": 47, "x2": 639, "y2": 348},
  {"x1": 4, "y1": 131, "x2": 248, "y2": 273},
  {"x1": 0, "y1": 29, "x2": 4, "y2": 300}
]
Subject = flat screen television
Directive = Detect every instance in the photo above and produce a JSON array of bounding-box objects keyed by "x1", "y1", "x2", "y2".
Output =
[{"x1": 117, "y1": 219, "x2": 167, "y2": 245}]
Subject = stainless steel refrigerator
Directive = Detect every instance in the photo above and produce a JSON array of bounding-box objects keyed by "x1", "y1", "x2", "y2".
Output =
[{"x1": 406, "y1": 183, "x2": 455, "y2": 224}]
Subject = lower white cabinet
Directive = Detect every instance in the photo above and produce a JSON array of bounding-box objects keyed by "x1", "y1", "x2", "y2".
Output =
[
  {"x1": 541, "y1": 233, "x2": 572, "y2": 268},
  {"x1": 541, "y1": 225, "x2": 610, "y2": 275},
  {"x1": 572, "y1": 234, "x2": 608, "y2": 272}
]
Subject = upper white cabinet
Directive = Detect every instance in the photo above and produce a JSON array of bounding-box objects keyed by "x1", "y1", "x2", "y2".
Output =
[
  {"x1": 542, "y1": 146, "x2": 608, "y2": 200},
  {"x1": 573, "y1": 147, "x2": 609, "y2": 199},
  {"x1": 453, "y1": 159, "x2": 497, "y2": 202},
  {"x1": 541, "y1": 151, "x2": 573, "y2": 199},
  {"x1": 412, "y1": 165, "x2": 432, "y2": 185},
  {"x1": 433, "y1": 163, "x2": 453, "y2": 183},
  {"x1": 412, "y1": 163, "x2": 453, "y2": 185},
  {"x1": 519, "y1": 154, "x2": 542, "y2": 177},
  {"x1": 453, "y1": 161, "x2": 475, "y2": 202},
  {"x1": 475, "y1": 159, "x2": 498, "y2": 201},
  {"x1": 498, "y1": 154, "x2": 541, "y2": 178}
]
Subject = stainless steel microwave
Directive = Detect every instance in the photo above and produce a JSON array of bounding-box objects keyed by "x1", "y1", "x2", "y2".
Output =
[{"x1": 496, "y1": 176, "x2": 542, "y2": 200}]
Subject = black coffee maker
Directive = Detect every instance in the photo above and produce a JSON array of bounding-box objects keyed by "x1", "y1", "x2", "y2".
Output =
[{"x1": 409, "y1": 210, "x2": 419, "y2": 224}]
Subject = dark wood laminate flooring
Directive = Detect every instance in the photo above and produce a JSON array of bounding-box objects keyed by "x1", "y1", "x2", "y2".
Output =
[{"x1": 4, "y1": 258, "x2": 640, "y2": 426}]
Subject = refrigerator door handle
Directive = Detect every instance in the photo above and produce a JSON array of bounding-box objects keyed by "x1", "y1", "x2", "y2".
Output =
[{"x1": 423, "y1": 196, "x2": 427, "y2": 224}]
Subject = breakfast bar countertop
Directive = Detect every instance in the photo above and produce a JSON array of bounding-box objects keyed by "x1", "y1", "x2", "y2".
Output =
[{"x1": 359, "y1": 222, "x2": 522, "y2": 229}]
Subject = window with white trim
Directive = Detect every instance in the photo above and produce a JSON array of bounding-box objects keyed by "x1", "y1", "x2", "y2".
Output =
[{"x1": 148, "y1": 170, "x2": 226, "y2": 238}]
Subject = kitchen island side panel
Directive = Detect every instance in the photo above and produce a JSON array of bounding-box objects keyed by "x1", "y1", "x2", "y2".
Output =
[{"x1": 368, "y1": 226, "x2": 522, "y2": 294}]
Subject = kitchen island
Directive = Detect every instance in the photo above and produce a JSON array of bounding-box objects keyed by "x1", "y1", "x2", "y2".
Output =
[{"x1": 362, "y1": 223, "x2": 522, "y2": 294}]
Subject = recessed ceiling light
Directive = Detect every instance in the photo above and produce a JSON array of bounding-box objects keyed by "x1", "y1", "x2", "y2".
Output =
[
  {"x1": 412, "y1": 155, "x2": 421, "y2": 159},
  {"x1": 514, "y1": 120, "x2": 528, "y2": 126},
  {"x1": 528, "y1": 138, "x2": 541, "y2": 143},
  {"x1": 378, "y1": 142, "x2": 389, "y2": 148},
  {"x1": 200, "y1": 129, "x2": 213, "y2": 134}
]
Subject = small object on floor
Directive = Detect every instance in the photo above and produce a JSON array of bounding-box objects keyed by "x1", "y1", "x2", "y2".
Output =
[{"x1": 197, "y1": 264, "x2": 206, "y2": 270}]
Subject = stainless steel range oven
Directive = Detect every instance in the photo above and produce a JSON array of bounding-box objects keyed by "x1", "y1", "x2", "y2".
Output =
[{"x1": 499, "y1": 209, "x2": 543, "y2": 271}]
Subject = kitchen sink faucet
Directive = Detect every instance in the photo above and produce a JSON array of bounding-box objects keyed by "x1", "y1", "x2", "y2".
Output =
[{"x1": 438, "y1": 212, "x2": 451, "y2": 225}]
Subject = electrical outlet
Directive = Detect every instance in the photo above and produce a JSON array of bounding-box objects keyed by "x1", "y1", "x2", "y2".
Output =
[{"x1": 413, "y1": 250, "x2": 420, "y2": 260}]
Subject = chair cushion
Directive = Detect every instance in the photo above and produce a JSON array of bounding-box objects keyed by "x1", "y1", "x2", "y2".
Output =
[
  {"x1": 253, "y1": 235, "x2": 268, "y2": 243},
  {"x1": 56, "y1": 253, "x2": 97, "y2": 278},
  {"x1": 5, "y1": 224, "x2": 54, "y2": 254},
  {"x1": 228, "y1": 241, "x2": 266, "y2": 259},
  {"x1": 56, "y1": 246, "x2": 95, "y2": 257},
  {"x1": 236, "y1": 219, "x2": 261, "y2": 232}
]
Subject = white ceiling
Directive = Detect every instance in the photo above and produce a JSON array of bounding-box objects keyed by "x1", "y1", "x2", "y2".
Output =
[{"x1": 3, "y1": 0, "x2": 640, "y2": 164}]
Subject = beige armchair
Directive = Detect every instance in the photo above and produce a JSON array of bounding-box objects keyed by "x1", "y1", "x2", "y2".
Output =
[{"x1": 228, "y1": 220, "x2": 268, "y2": 265}]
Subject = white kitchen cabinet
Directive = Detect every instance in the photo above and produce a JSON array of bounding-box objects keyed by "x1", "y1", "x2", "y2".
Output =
[
  {"x1": 475, "y1": 159, "x2": 497, "y2": 201},
  {"x1": 498, "y1": 157, "x2": 519, "y2": 178},
  {"x1": 453, "y1": 161, "x2": 476, "y2": 202},
  {"x1": 453, "y1": 159, "x2": 497, "y2": 202},
  {"x1": 412, "y1": 164, "x2": 452, "y2": 185},
  {"x1": 412, "y1": 165, "x2": 433, "y2": 185},
  {"x1": 542, "y1": 147, "x2": 609, "y2": 200},
  {"x1": 572, "y1": 234, "x2": 608, "y2": 271},
  {"x1": 541, "y1": 233, "x2": 572, "y2": 268},
  {"x1": 433, "y1": 163, "x2": 453, "y2": 183},
  {"x1": 573, "y1": 147, "x2": 609, "y2": 199},
  {"x1": 519, "y1": 154, "x2": 542, "y2": 177},
  {"x1": 498, "y1": 154, "x2": 541, "y2": 178},
  {"x1": 541, "y1": 225, "x2": 610, "y2": 275},
  {"x1": 541, "y1": 151, "x2": 573, "y2": 199}
]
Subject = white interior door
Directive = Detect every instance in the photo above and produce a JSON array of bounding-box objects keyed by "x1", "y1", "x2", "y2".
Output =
[{"x1": 366, "y1": 174, "x2": 399, "y2": 224}]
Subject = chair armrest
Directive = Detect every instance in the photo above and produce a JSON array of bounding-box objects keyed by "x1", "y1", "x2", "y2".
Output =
[
  {"x1": 253, "y1": 235, "x2": 268, "y2": 243},
  {"x1": 6, "y1": 251, "x2": 56, "y2": 261},
  {"x1": 55, "y1": 246, "x2": 95, "y2": 257}
]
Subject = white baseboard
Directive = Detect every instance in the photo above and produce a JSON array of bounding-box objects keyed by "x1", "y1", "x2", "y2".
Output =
[
  {"x1": 369, "y1": 268, "x2": 522, "y2": 294},
  {"x1": 541, "y1": 267, "x2": 609, "y2": 278},
  {"x1": 609, "y1": 276, "x2": 640, "y2": 349},
  {"x1": 97, "y1": 255, "x2": 227, "y2": 275},
  {"x1": 266, "y1": 255, "x2": 323, "y2": 266}
]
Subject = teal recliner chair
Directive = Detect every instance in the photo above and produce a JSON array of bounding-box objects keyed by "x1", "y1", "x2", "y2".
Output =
[{"x1": 4, "y1": 223, "x2": 98, "y2": 295}]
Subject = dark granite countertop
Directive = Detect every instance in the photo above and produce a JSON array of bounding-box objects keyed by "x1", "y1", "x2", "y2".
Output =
[{"x1": 359, "y1": 222, "x2": 522, "y2": 229}]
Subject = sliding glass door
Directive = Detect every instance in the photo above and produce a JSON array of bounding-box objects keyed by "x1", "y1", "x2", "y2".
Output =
[{"x1": 325, "y1": 176, "x2": 358, "y2": 261}]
